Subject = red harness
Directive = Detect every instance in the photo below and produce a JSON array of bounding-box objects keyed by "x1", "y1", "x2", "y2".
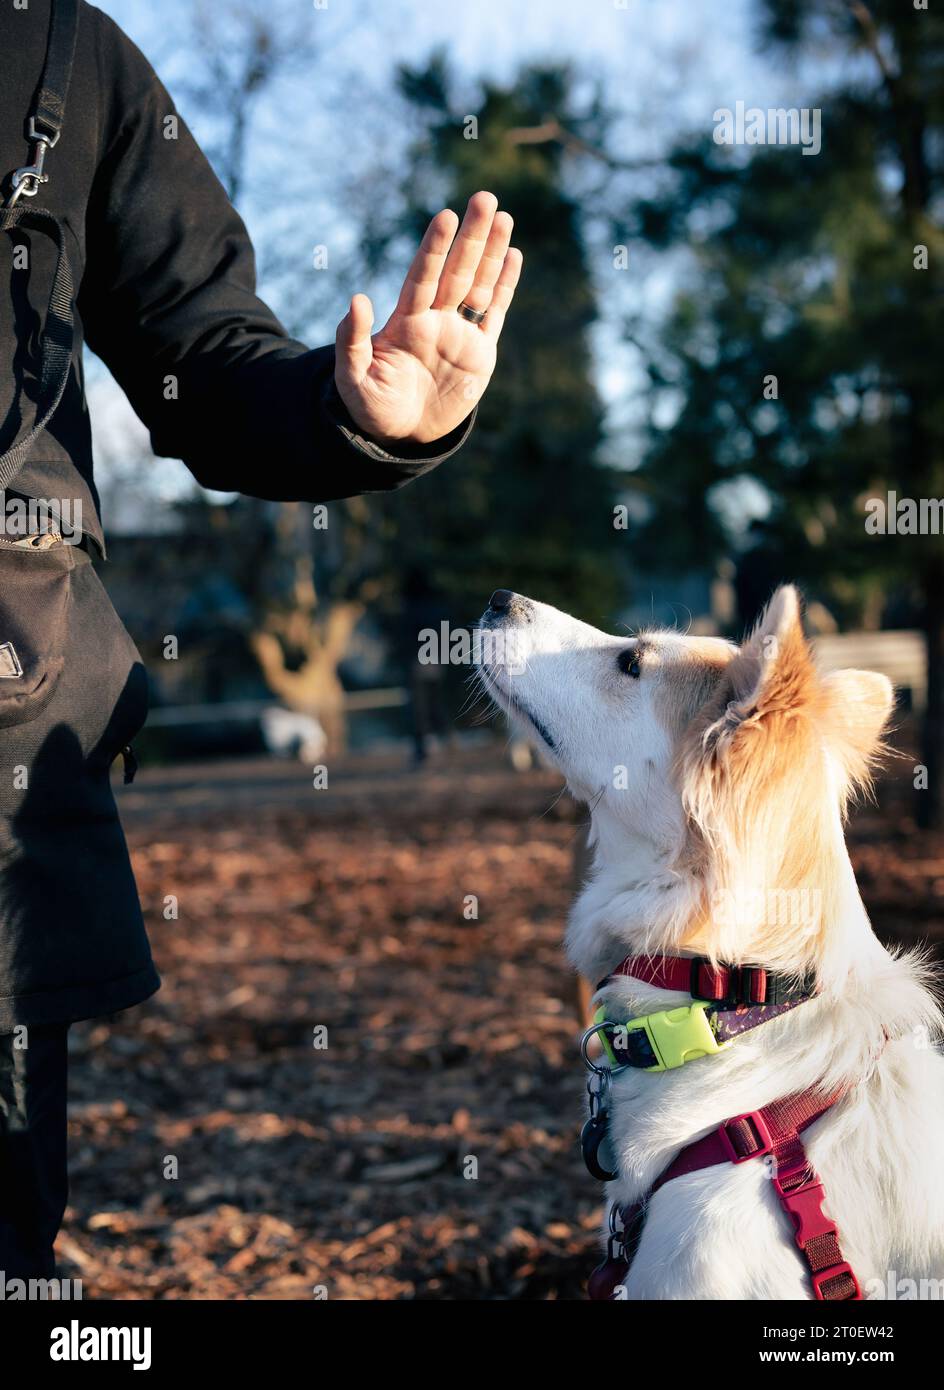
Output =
[{"x1": 588, "y1": 953, "x2": 862, "y2": 1302}]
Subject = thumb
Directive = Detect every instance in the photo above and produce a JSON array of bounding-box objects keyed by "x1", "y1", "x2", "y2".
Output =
[{"x1": 335, "y1": 293, "x2": 374, "y2": 385}]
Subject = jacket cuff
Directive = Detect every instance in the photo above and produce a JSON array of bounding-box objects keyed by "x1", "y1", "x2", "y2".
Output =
[{"x1": 321, "y1": 374, "x2": 476, "y2": 478}]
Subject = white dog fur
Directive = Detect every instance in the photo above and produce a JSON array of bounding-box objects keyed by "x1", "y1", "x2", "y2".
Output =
[{"x1": 477, "y1": 585, "x2": 944, "y2": 1299}]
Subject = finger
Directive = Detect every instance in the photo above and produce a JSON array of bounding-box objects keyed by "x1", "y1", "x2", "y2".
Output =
[
  {"x1": 458, "y1": 211, "x2": 514, "y2": 314},
  {"x1": 335, "y1": 293, "x2": 374, "y2": 384},
  {"x1": 483, "y1": 247, "x2": 522, "y2": 340},
  {"x1": 432, "y1": 190, "x2": 499, "y2": 310},
  {"x1": 396, "y1": 208, "x2": 460, "y2": 316}
]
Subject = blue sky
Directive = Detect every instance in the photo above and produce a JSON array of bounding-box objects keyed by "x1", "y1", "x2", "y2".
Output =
[{"x1": 88, "y1": 0, "x2": 861, "y2": 523}]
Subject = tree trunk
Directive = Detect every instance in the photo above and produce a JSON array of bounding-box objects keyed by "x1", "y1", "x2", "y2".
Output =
[{"x1": 250, "y1": 600, "x2": 364, "y2": 754}]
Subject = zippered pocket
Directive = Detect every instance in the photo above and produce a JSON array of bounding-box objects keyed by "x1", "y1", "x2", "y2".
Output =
[
  {"x1": 0, "y1": 530, "x2": 75, "y2": 728},
  {"x1": 0, "y1": 529, "x2": 63, "y2": 550}
]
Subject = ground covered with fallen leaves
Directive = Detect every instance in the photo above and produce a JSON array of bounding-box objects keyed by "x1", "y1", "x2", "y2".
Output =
[{"x1": 57, "y1": 743, "x2": 943, "y2": 1300}]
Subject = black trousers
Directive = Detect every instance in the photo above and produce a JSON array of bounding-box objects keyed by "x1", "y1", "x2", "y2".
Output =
[{"x1": 0, "y1": 1025, "x2": 69, "y2": 1278}]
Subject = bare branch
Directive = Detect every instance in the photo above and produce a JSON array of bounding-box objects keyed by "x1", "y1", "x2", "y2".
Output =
[{"x1": 505, "y1": 119, "x2": 663, "y2": 171}]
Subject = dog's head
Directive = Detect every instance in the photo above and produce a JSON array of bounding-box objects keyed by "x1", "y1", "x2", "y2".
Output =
[{"x1": 477, "y1": 585, "x2": 893, "y2": 970}]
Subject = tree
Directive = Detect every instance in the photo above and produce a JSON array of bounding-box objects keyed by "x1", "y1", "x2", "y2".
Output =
[
  {"x1": 369, "y1": 59, "x2": 624, "y2": 633},
  {"x1": 625, "y1": 0, "x2": 944, "y2": 822}
]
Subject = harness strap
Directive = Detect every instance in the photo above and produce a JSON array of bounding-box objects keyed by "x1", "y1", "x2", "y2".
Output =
[
  {"x1": 0, "y1": 207, "x2": 75, "y2": 491},
  {"x1": 590, "y1": 1086, "x2": 861, "y2": 1301},
  {"x1": 758, "y1": 1091, "x2": 860, "y2": 1301}
]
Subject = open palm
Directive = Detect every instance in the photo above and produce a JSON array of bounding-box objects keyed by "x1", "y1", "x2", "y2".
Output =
[{"x1": 335, "y1": 192, "x2": 522, "y2": 447}]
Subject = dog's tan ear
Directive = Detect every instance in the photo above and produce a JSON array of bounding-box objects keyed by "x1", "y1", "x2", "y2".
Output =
[
  {"x1": 715, "y1": 584, "x2": 816, "y2": 742},
  {"x1": 820, "y1": 668, "x2": 894, "y2": 790},
  {"x1": 680, "y1": 585, "x2": 816, "y2": 826}
]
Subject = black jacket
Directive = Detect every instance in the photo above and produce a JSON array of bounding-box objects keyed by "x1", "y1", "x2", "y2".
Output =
[{"x1": 0, "y1": 0, "x2": 471, "y2": 1029}]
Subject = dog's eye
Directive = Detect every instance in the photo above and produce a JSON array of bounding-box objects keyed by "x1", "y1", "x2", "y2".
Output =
[{"x1": 617, "y1": 648, "x2": 641, "y2": 679}]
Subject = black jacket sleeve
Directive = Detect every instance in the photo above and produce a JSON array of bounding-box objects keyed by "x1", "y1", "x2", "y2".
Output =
[{"x1": 77, "y1": 8, "x2": 473, "y2": 503}]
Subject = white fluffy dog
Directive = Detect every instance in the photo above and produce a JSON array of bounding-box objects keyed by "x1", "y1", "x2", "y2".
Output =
[{"x1": 477, "y1": 584, "x2": 944, "y2": 1300}]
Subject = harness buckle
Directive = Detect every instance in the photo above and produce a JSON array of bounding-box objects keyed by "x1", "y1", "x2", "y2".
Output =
[
  {"x1": 626, "y1": 1001, "x2": 729, "y2": 1072},
  {"x1": 717, "y1": 1109, "x2": 774, "y2": 1163},
  {"x1": 776, "y1": 1178, "x2": 835, "y2": 1247}
]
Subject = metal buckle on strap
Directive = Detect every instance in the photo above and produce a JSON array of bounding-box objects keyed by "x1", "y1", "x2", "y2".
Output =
[
  {"x1": 5, "y1": 124, "x2": 56, "y2": 209},
  {"x1": 27, "y1": 116, "x2": 61, "y2": 149}
]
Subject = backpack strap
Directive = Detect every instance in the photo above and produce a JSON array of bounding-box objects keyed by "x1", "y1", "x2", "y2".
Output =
[
  {"x1": 30, "y1": 0, "x2": 79, "y2": 149},
  {"x1": 0, "y1": 207, "x2": 75, "y2": 492},
  {"x1": 0, "y1": 0, "x2": 80, "y2": 491}
]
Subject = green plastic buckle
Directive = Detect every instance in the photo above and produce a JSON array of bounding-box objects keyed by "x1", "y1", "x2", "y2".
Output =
[{"x1": 596, "y1": 1002, "x2": 729, "y2": 1072}]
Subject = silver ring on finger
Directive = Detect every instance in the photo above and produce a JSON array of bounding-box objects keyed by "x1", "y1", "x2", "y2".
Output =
[{"x1": 457, "y1": 301, "x2": 487, "y2": 325}]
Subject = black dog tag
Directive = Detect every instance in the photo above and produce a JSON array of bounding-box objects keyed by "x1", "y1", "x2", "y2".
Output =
[{"x1": 581, "y1": 1113, "x2": 618, "y2": 1181}]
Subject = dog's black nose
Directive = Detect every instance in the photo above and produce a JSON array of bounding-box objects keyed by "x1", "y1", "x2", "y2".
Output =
[{"x1": 489, "y1": 589, "x2": 514, "y2": 612}]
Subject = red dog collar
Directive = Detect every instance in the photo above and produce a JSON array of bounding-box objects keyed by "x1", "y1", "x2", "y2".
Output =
[{"x1": 604, "y1": 952, "x2": 815, "y2": 1007}]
